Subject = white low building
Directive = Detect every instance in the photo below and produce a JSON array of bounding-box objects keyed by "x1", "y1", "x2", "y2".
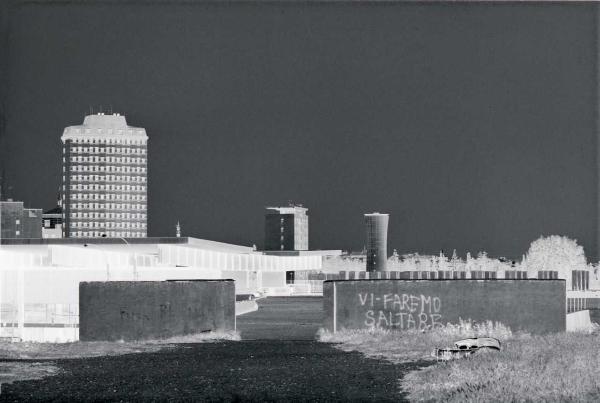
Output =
[{"x1": 0, "y1": 237, "x2": 325, "y2": 342}]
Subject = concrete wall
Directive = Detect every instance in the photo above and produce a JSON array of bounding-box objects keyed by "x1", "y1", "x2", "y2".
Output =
[
  {"x1": 323, "y1": 279, "x2": 565, "y2": 335},
  {"x1": 79, "y1": 280, "x2": 235, "y2": 341},
  {"x1": 566, "y1": 310, "x2": 594, "y2": 332}
]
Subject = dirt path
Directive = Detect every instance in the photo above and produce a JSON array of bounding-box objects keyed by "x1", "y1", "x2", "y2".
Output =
[
  {"x1": 236, "y1": 296, "x2": 324, "y2": 340},
  {"x1": 0, "y1": 297, "x2": 424, "y2": 401}
]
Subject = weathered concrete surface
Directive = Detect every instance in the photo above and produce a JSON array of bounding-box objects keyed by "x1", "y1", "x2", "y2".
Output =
[
  {"x1": 324, "y1": 280, "x2": 565, "y2": 334},
  {"x1": 79, "y1": 280, "x2": 235, "y2": 341},
  {"x1": 566, "y1": 310, "x2": 595, "y2": 332}
]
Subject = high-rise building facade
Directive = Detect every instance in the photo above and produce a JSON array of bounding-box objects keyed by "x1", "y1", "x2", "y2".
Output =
[
  {"x1": 61, "y1": 113, "x2": 148, "y2": 238},
  {"x1": 365, "y1": 212, "x2": 389, "y2": 272},
  {"x1": 264, "y1": 204, "x2": 308, "y2": 251}
]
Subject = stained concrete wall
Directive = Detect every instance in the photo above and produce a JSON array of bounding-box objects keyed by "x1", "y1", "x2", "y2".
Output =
[
  {"x1": 79, "y1": 280, "x2": 235, "y2": 341},
  {"x1": 324, "y1": 279, "x2": 565, "y2": 335}
]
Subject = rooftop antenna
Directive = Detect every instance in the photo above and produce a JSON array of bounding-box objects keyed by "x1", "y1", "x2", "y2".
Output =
[
  {"x1": 176, "y1": 221, "x2": 181, "y2": 238},
  {"x1": 99, "y1": 105, "x2": 103, "y2": 114},
  {"x1": 109, "y1": 104, "x2": 113, "y2": 114}
]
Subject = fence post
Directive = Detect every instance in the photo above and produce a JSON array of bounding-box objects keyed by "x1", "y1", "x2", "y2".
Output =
[
  {"x1": 333, "y1": 282, "x2": 337, "y2": 333},
  {"x1": 17, "y1": 266, "x2": 24, "y2": 340}
]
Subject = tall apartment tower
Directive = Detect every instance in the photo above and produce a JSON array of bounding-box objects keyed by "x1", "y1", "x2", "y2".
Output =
[
  {"x1": 264, "y1": 204, "x2": 308, "y2": 251},
  {"x1": 365, "y1": 212, "x2": 389, "y2": 272},
  {"x1": 61, "y1": 113, "x2": 148, "y2": 238}
]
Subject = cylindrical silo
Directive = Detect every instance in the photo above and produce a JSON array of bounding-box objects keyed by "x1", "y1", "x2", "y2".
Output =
[{"x1": 365, "y1": 213, "x2": 389, "y2": 272}]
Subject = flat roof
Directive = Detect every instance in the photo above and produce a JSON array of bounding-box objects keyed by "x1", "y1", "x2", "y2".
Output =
[
  {"x1": 0, "y1": 237, "x2": 189, "y2": 246},
  {"x1": 0, "y1": 236, "x2": 255, "y2": 254},
  {"x1": 262, "y1": 250, "x2": 342, "y2": 257},
  {"x1": 265, "y1": 206, "x2": 308, "y2": 214}
]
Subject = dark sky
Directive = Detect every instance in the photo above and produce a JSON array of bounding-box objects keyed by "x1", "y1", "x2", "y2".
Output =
[{"x1": 1, "y1": 1, "x2": 598, "y2": 259}]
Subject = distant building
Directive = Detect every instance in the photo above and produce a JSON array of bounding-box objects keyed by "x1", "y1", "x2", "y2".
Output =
[
  {"x1": 264, "y1": 204, "x2": 308, "y2": 251},
  {"x1": 365, "y1": 212, "x2": 389, "y2": 272},
  {"x1": 341, "y1": 248, "x2": 367, "y2": 262},
  {"x1": 0, "y1": 200, "x2": 42, "y2": 239},
  {"x1": 61, "y1": 113, "x2": 148, "y2": 238},
  {"x1": 42, "y1": 195, "x2": 63, "y2": 239}
]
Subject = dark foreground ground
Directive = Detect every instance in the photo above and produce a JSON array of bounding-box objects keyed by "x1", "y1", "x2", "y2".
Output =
[{"x1": 0, "y1": 297, "x2": 428, "y2": 402}]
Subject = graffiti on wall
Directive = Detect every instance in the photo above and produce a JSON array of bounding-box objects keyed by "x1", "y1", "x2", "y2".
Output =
[{"x1": 358, "y1": 292, "x2": 442, "y2": 330}]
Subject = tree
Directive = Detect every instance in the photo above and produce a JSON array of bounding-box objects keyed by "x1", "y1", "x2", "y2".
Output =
[
  {"x1": 524, "y1": 235, "x2": 587, "y2": 286},
  {"x1": 389, "y1": 249, "x2": 400, "y2": 262},
  {"x1": 465, "y1": 252, "x2": 475, "y2": 272},
  {"x1": 438, "y1": 251, "x2": 449, "y2": 271},
  {"x1": 450, "y1": 249, "x2": 463, "y2": 271}
]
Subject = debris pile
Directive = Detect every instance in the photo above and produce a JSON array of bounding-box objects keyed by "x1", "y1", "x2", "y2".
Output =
[{"x1": 432, "y1": 337, "x2": 501, "y2": 361}]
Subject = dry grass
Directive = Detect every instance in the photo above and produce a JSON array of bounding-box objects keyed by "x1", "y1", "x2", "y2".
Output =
[
  {"x1": 318, "y1": 322, "x2": 600, "y2": 401},
  {"x1": 0, "y1": 362, "x2": 61, "y2": 389},
  {"x1": 318, "y1": 319, "x2": 515, "y2": 363},
  {"x1": 402, "y1": 332, "x2": 600, "y2": 402},
  {"x1": 0, "y1": 330, "x2": 240, "y2": 360}
]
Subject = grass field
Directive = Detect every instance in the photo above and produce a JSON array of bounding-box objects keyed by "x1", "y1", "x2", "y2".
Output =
[
  {"x1": 319, "y1": 322, "x2": 600, "y2": 401},
  {"x1": 318, "y1": 320, "x2": 514, "y2": 363},
  {"x1": 0, "y1": 330, "x2": 240, "y2": 360}
]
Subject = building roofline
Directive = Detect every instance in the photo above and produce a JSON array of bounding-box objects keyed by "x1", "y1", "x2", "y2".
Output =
[
  {"x1": 265, "y1": 206, "x2": 308, "y2": 213},
  {"x1": 0, "y1": 237, "x2": 189, "y2": 245}
]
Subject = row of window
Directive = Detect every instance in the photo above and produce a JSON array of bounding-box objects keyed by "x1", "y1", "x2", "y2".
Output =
[
  {"x1": 67, "y1": 131, "x2": 145, "y2": 141},
  {"x1": 68, "y1": 165, "x2": 146, "y2": 173},
  {"x1": 69, "y1": 193, "x2": 146, "y2": 202},
  {"x1": 70, "y1": 207, "x2": 146, "y2": 215},
  {"x1": 70, "y1": 147, "x2": 146, "y2": 155},
  {"x1": 70, "y1": 221, "x2": 146, "y2": 229},
  {"x1": 70, "y1": 184, "x2": 146, "y2": 192},
  {"x1": 71, "y1": 231, "x2": 146, "y2": 238},
  {"x1": 69, "y1": 175, "x2": 146, "y2": 183},
  {"x1": 68, "y1": 156, "x2": 146, "y2": 164}
]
